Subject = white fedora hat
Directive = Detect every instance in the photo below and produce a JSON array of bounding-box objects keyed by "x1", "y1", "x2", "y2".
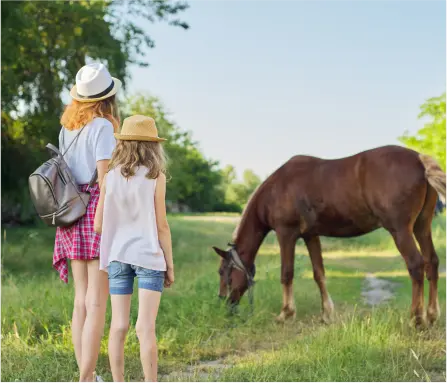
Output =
[{"x1": 70, "y1": 63, "x2": 122, "y2": 103}]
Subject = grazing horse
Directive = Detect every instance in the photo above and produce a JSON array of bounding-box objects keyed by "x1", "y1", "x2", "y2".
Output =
[{"x1": 213, "y1": 146, "x2": 445, "y2": 326}]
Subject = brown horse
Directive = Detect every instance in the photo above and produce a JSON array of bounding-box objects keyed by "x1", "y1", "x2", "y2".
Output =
[{"x1": 213, "y1": 145, "x2": 445, "y2": 326}]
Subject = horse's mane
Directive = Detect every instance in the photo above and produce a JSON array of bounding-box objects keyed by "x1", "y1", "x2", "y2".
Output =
[{"x1": 232, "y1": 184, "x2": 262, "y2": 242}]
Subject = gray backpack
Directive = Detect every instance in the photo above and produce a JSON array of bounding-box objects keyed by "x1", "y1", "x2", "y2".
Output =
[{"x1": 28, "y1": 127, "x2": 97, "y2": 227}]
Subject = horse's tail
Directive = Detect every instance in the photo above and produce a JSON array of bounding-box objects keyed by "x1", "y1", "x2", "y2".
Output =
[{"x1": 419, "y1": 154, "x2": 446, "y2": 204}]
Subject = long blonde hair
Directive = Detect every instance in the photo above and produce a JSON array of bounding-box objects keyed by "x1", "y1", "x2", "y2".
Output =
[
  {"x1": 109, "y1": 140, "x2": 167, "y2": 179},
  {"x1": 60, "y1": 96, "x2": 120, "y2": 132}
]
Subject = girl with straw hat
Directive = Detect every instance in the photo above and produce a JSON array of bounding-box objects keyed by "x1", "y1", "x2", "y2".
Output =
[
  {"x1": 53, "y1": 63, "x2": 121, "y2": 382},
  {"x1": 94, "y1": 115, "x2": 174, "y2": 382}
]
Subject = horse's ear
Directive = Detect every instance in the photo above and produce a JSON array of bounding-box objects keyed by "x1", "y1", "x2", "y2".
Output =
[{"x1": 212, "y1": 246, "x2": 229, "y2": 259}]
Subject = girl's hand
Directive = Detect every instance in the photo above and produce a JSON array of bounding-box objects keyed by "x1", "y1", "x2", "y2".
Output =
[{"x1": 165, "y1": 267, "x2": 174, "y2": 288}]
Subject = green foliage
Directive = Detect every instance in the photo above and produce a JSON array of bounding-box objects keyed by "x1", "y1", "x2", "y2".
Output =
[
  {"x1": 223, "y1": 167, "x2": 262, "y2": 208},
  {"x1": 399, "y1": 93, "x2": 446, "y2": 170},
  {"x1": 1, "y1": 1, "x2": 256, "y2": 219},
  {"x1": 122, "y1": 94, "x2": 260, "y2": 212},
  {"x1": 1, "y1": 0, "x2": 188, "y2": 223},
  {"x1": 1, "y1": 0, "x2": 188, "y2": 113},
  {"x1": 124, "y1": 95, "x2": 226, "y2": 212}
]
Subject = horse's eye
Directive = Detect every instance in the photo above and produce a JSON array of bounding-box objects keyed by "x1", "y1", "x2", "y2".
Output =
[{"x1": 218, "y1": 269, "x2": 224, "y2": 276}]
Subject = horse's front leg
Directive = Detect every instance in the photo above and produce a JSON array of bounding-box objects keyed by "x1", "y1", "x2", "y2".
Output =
[
  {"x1": 276, "y1": 228, "x2": 299, "y2": 322},
  {"x1": 304, "y1": 236, "x2": 334, "y2": 323}
]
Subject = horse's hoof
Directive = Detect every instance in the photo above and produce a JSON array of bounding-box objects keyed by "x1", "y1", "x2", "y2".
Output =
[
  {"x1": 427, "y1": 305, "x2": 440, "y2": 326},
  {"x1": 410, "y1": 314, "x2": 427, "y2": 329},
  {"x1": 275, "y1": 314, "x2": 285, "y2": 323},
  {"x1": 321, "y1": 298, "x2": 335, "y2": 324},
  {"x1": 321, "y1": 311, "x2": 334, "y2": 324},
  {"x1": 276, "y1": 308, "x2": 296, "y2": 322}
]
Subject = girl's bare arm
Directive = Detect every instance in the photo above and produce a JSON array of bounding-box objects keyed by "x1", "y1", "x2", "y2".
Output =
[
  {"x1": 96, "y1": 159, "x2": 109, "y2": 188},
  {"x1": 154, "y1": 173, "x2": 173, "y2": 270},
  {"x1": 94, "y1": 173, "x2": 107, "y2": 234},
  {"x1": 93, "y1": 160, "x2": 109, "y2": 234}
]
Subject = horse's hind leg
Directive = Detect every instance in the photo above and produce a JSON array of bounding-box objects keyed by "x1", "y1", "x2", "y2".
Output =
[
  {"x1": 305, "y1": 236, "x2": 334, "y2": 323},
  {"x1": 414, "y1": 186, "x2": 440, "y2": 324},
  {"x1": 389, "y1": 228, "x2": 425, "y2": 327},
  {"x1": 276, "y1": 228, "x2": 298, "y2": 322}
]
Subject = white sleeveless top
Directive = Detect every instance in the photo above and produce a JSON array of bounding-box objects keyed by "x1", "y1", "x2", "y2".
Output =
[{"x1": 99, "y1": 166, "x2": 166, "y2": 272}]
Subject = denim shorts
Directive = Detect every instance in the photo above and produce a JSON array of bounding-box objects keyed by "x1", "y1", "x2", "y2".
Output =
[{"x1": 108, "y1": 261, "x2": 165, "y2": 295}]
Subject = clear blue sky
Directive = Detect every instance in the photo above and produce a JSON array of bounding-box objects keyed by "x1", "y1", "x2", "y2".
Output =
[{"x1": 128, "y1": 0, "x2": 445, "y2": 179}]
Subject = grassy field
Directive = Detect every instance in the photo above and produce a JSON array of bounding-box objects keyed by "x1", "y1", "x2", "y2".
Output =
[{"x1": 1, "y1": 215, "x2": 446, "y2": 382}]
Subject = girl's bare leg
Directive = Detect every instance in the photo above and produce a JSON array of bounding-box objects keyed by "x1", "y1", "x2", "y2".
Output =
[
  {"x1": 136, "y1": 289, "x2": 162, "y2": 382},
  {"x1": 108, "y1": 294, "x2": 132, "y2": 382},
  {"x1": 79, "y1": 260, "x2": 109, "y2": 382},
  {"x1": 71, "y1": 260, "x2": 88, "y2": 370}
]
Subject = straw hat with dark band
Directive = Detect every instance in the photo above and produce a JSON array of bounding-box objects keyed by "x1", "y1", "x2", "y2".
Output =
[
  {"x1": 70, "y1": 63, "x2": 121, "y2": 103},
  {"x1": 115, "y1": 115, "x2": 167, "y2": 142}
]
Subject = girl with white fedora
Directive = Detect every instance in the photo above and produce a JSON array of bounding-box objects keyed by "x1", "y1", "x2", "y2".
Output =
[
  {"x1": 94, "y1": 115, "x2": 174, "y2": 382},
  {"x1": 53, "y1": 62, "x2": 121, "y2": 382}
]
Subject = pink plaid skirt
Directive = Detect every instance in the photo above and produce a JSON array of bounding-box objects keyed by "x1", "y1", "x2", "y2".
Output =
[{"x1": 53, "y1": 184, "x2": 101, "y2": 283}]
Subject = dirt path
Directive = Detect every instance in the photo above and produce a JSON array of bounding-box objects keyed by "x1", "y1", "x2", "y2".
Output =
[
  {"x1": 361, "y1": 273, "x2": 397, "y2": 306},
  {"x1": 161, "y1": 359, "x2": 229, "y2": 381}
]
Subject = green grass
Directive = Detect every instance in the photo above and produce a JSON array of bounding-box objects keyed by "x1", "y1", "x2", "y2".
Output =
[
  {"x1": 221, "y1": 310, "x2": 446, "y2": 382},
  {"x1": 1, "y1": 215, "x2": 446, "y2": 381}
]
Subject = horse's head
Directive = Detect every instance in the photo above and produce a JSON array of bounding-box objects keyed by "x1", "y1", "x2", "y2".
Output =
[{"x1": 212, "y1": 244, "x2": 256, "y2": 306}]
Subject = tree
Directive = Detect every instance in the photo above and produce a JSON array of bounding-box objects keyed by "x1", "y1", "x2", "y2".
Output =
[
  {"x1": 221, "y1": 165, "x2": 237, "y2": 186},
  {"x1": 1, "y1": 1, "x2": 188, "y2": 114},
  {"x1": 242, "y1": 169, "x2": 261, "y2": 195},
  {"x1": 399, "y1": 93, "x2": 446, "y2": 170},
  {"x1": 1, "y1": 1, "x2": 188, "y2": 223},
  {"x1": 123, "y1": 94, "x2": 226, "y2": 212},
  {"x1": 224, "y1": 168, "x2": 262, "y2": 208}
]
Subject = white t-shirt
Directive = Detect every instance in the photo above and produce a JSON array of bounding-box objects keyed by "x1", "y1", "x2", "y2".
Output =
[{"x1": 59, "y1": 117, "x2": 116, "y2": 185}]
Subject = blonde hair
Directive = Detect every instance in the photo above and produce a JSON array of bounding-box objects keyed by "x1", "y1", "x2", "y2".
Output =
[
  {"x1": 60, "y1": 96, "x2": 120, "y2": 132},
  {"x1": 109, "y1": 140, "x2": 167, "y2": 179}
]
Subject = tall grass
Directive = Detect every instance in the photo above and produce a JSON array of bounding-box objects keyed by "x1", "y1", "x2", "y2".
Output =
[
  {"x1": 221, "y1": 309, "x2": 446, "y2": 382},
  {"x1": 1, "y1": 215, "x2": 445, "y2": 381}
]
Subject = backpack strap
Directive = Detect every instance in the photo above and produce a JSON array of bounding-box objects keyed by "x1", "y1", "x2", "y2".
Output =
[
  {"x1": 57, "y1": 126, "x2": 99, "y2": 190},
  {"x1": 61, "y1": 126, "x2": 85, "y2": 156},
  {"x1": 86, "y1": 169, "x2": 98, "y2": 191},
  {"x1": 46, "y1": 143, "x2": 98, "y2": 190}
]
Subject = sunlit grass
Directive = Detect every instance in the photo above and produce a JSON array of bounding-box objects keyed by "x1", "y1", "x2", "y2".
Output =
[
  {"x1": 179, "y1": 215, "x2": 240, "y2": 223},
  {"x1": 220, "y1": 309, "x2": 446, "y2": 382},
  {"x1": 1, "y1": 215, "x2": 445, "y2": 381},
  {"x1": 302, "y1": 270, "x2": 447, "y2": 279},
  {"x1": 260, "y1": 246, "x2": 400, "y2": 258}
]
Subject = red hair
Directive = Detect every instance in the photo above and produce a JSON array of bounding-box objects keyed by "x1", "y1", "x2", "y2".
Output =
[{"x1": 60, "y1": 96, "x2": 120, "y2": 132}]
